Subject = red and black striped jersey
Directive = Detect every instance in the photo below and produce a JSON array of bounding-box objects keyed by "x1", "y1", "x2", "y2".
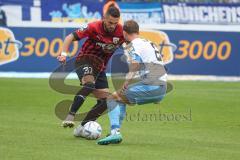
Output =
[{"x1": 73, "y1": 20, "x2": 125, "y2": 71}]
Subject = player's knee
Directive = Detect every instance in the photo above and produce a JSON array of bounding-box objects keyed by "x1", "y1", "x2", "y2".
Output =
[{"x1": 82, "y1": 75, "x2": 95, "y2": 85}]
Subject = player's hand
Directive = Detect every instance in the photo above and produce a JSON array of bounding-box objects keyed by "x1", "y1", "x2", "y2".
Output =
[
  {"x1": 57, "y1": 55, "x2": 66, "y2": 64},
  {"x1": 122, "y1": 81, "x2": 129, "y2": 90},
  {"x1": 120, "y1": 81, "x2": 129, "y2": 94}
]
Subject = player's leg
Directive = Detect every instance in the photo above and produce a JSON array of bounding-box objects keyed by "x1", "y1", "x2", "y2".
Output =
[
  {"x1": 119, "y1": 104, "x2": 126, "y2": 127},
  {"x1": 73, "y1": 95, "x2": 107, "y2": 137},
  {"x1": 97, "y1": 90, "x2": 126, "y2": 145},
  {"x1": 121, "y1": 82, "x2": 167, "y2": 105},
  {"x1": 98, "y1": 82, "x2": 166, "y2": 145},
  {"x1": 74, "y1": 72, "x2": 109, "y2": 136},
  {"x1": 108, "y1": 100, "x2": 126, "y2": 133},
  {"x1": 63, "y1": 61, "x2": 97, "y2": 128},
  {"x1": 81, "y1": 72, "x2": 109, "y2": 124},
  {"x1": 97, "y1": 99, "x2": 125, "y2": 145}
]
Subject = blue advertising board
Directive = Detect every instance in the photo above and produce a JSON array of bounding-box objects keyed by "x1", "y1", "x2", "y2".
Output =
[
  {"x1": 0, "y1": 27, "x2": 81, "y2": 72},
  {"x1": 1, "y1": 1, "x2": 240, "y2": 25},
  {"x1": 164, "y1": 30, "x2": 240, "y2": 76},
  {"x1": 162, "y1": 3, "x2": 240, "y2": 25},
  {"x1": 118, "y1": 2, "x2": 240, "y2": 25},
  {"x1": 41, "y1": 0, "x2": 104, "y2": 23},
  {"x1": 1, "y1": 0, "x2": 33, "y2": 20},
  {"x1": 118, "y1": 2, "x2": 164, "y2": 24},
  {"x1": 0, "y1": 27, "x2": 239, "y2": 76}
]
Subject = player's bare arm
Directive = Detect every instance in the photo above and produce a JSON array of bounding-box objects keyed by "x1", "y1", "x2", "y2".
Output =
[
  {"x1": 122, "y1": 60, "x2": 140, "y2": 90},
  {"x1": 57, "y1": 34, "x2": 75, "y2": 63}
]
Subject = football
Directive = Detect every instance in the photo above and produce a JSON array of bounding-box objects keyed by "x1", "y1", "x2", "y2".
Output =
[{"x1": 83, "y1": 121, "x2": 102, "y2": 140}]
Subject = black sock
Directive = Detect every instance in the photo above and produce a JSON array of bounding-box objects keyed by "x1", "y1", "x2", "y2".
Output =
[
  {"x1": 81, "y1": 98, "x2": 107, "y2": 126},
  {"x1": 69, "y1": 82, "x2": 95, "y2": 115}
]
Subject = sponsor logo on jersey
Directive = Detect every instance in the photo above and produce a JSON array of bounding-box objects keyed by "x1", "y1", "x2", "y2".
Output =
[
  {"x1": 113, "y1": 37, "x2": 120, "y2": 44},
  {"x1": 96, "y1": 42, "x2": 119, "y2": 53}
]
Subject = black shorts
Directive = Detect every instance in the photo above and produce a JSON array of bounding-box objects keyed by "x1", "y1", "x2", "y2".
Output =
[{"x1": 75, "y1": 57, "x2": 108, "y2": 89}]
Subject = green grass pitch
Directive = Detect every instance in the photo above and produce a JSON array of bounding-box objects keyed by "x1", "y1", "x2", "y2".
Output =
[{"x1": 0, "y1": 78, "x2": 240, "y2": 160}]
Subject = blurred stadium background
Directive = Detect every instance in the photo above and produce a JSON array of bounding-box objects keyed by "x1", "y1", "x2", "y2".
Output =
[{"x1": 0, "y1": 0, "x2": 239, "y2": 160}]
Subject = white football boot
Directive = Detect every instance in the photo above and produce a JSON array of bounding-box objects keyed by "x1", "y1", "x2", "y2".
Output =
[{"x1": 62, "y1": 114, "x2": 75, "y2": 128}]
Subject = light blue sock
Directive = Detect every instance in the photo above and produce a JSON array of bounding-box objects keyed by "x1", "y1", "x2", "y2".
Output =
[
  {"x1": 119, "y1": 103, "x2": 126, "y2": 127},
  {"x1": 107, "y1": 99, "x2": 126, "y2": 130}
]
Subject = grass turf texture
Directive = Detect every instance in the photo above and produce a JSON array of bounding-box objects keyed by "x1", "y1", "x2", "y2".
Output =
[{"x1": 0, "y1": 78, "x2": 240, "y2": 160}]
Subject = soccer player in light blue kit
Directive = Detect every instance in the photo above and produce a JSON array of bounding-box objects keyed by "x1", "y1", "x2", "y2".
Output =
[{"x1": 97, "y1": 20, "x2": 167, "y2": 145}]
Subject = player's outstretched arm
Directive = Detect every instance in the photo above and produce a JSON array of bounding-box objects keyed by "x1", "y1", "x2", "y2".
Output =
[
  {"x1": 62, "y1": 34, "x2": 75, "y2": 53},
  {"x1": 57, "y1": 34, "x2": 75, "y2": 63}
]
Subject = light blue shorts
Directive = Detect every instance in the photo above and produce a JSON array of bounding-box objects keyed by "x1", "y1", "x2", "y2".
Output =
[{"x1": 123, "y1": 82, "x2": 166, "y2": 105}]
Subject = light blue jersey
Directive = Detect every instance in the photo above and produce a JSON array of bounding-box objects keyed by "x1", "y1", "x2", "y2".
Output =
[
  {"x1": 124, "y1": 38, "x2": 167, "y2": 86},
  {"x1": 107, "y1": 38, "x2": 167, "y2": 131},
  {"x1": 122, "y1": 38, "x2": 167, "y2": 104}
]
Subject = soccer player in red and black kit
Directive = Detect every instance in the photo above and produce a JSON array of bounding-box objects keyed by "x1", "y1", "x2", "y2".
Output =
[{"x1": 57, "y1": 6, "x2": 124, "y2": 135}]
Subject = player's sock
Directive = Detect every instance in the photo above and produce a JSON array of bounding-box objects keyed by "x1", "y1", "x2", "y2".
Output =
[
  {"x1": 107, "y1": 99, "x2": 125, "y2": 133},
  {"x1": 119, "y1": 104, "x2": 126, "y2": 127},
  {"x1": 81, "y1": 98, "x2": 107, "y2": 126},
  {"x1": 69, "y1": 82, "x2": 95, "y2": 115},
  {"x1": 111, "y1": 128, "x2": 120, "y2": 135}
]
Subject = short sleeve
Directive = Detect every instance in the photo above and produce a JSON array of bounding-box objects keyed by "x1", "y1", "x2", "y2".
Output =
[
  {"x1": 126, "y1": 43, "x2": 142, "y2": 63},
  {"x1": 73, "y1": 23, "x2": 91, "y2": 40}
]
